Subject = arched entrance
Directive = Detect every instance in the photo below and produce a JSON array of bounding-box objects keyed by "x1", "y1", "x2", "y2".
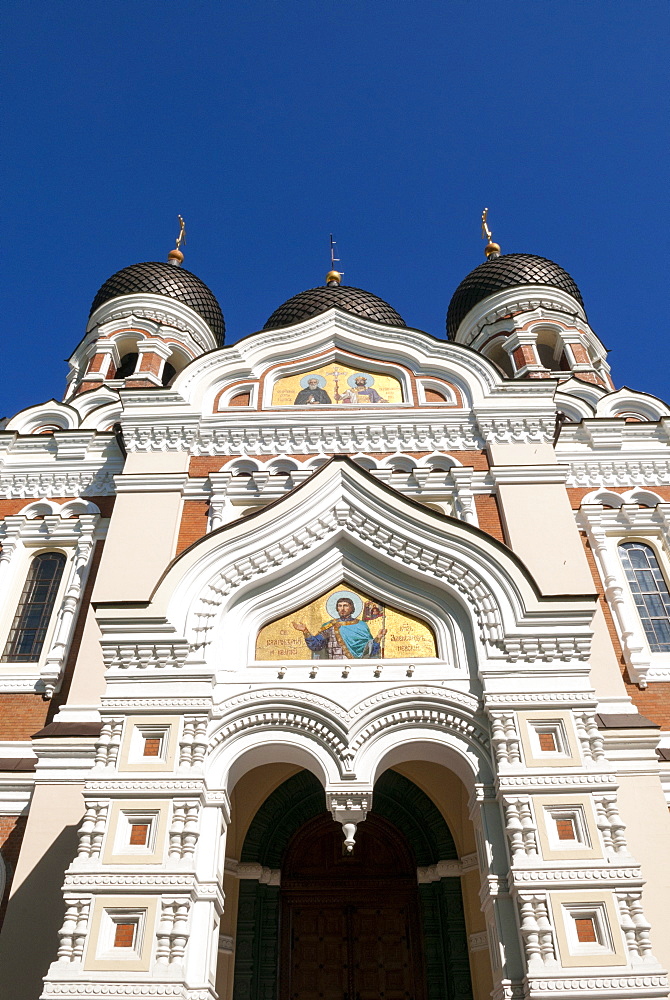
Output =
[
  {"x1": 281, "y1": 812, "x2": 424, "y2": 1000},
  {"x1": 233, "y1": 770, "x2": 473, "y2": 1000}
]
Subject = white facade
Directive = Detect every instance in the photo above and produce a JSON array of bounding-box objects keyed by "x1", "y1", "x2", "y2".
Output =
[{"x1": 0, "y1": 257, "x2": 669, "y2": 1000}]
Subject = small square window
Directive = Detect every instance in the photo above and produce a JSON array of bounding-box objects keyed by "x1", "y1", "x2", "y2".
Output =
[
  {"x1": 563, "y1": 903, "x2": 615, "y2": 957},
  {"x1": 143, "y1": 736, "x2": 162, "y2": 757},
  {"x1": 556, "y1": 817, "x2": 576, "y2": 841},
  {"x1": 114, "y1": 922, "x2": 137, "y2": 948},
  {"x1": 544, "y1": 805, "x2": 591, "y2": 851},
  {"x1": 529, "y1": 720, "x2": 569, "y2": 758},
  {"x1": 538, "y1": 731, "x2": 557, "y2": 752},
  {"x1": 129, "y1": 823, "x2": 150, "y2": 846},
  {"x1": 575, "y1": 917, "x2": 597, "y2": 943}
]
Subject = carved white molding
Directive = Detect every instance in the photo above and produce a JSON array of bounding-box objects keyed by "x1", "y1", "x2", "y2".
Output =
[
  {"x1": 225, "y1": 858, "x2": 281, "y2": 885},
  {"x1": 93, "y1": 718, "x2": 124, "y2": 770},
  {"x1": 512, "y1": 866, "x2": 643, "y2": 887},
  {"x1": 209, "y1": 684, "x2": 490, "y2": 779},
  {"x1": 327, "y1": 791, "x2": 371, "y2": 852},
  {"x1": 42, "y1": 514, "x2": 99, "y2": 697},
  {"x1": 167, "y1": 801, "x2": 200, "y2": 863},
  {"x1": 497, "y1": 774, "x2": 618, "y2": 792},
  {"x1": 155, "y1": 895, "x2": 191, "y2": 967},
  {"x1": 417, "y1": 860, "x2": 463, "y2": 882},
  {"x1": 0, "y1": 469, "x2": 117, "y2": 498},
  {"x1": 525, "y1": 975, "x2": 669, "y2": 995},
  {"x1": 74, "y1": 801, "x2": 108, "y2": 861},
  {"x1": 616, "y1": 892, "x2": 657, "y2": 968},
  {"x1": 103, "y1": 698, "x2": 212, "y2": 711},
  {"x1": 178, "y1": 716, "x2": 208, "y2": 769},
  {"x1": 565, "y1": 458, "x2": 670, "y2": 489},
  {"x1": 55, "y1": 896, "x2": 91, "y2": 964},
  {"x1": 102, "y1": 642, "x2": 190, "y2": 673},
  {"x1": 85, "y1": 779, "x2": 205, "y2": 794},
  {"x1": 574, "y1": 711, "x2": 607, "y2": 766},
  {"x1": 593, "y1": 795, "x2": 630, "y2": 860},
  {"x1": 468, "y1": 930, "x2": 489, "y2": 952},
  {"x1": 491, "y1": 713, "x2": 523, "y2": 768},
  {"x1": 504, "y1": 797, "x2": 539, "y2": 861},
  {"x1": 518, "y1": 893, "x2": 558, "y2": 972},
  {"x1": 43, "y1": 987, "x2": 217, "y2": 998},
  {"x1": 218, "y1": 934, "x2": 234, "y2": 953},
  {"x1": 63, "y1": 873, "x2": 197, "y2": 889},
  {"x1": 186, "y1": 482, "x2": 593, "y2": 668}
]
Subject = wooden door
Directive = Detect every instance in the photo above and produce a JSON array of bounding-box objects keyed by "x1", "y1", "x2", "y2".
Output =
[{"x1": 280, "y1": 814, "x2": 425, "y2": 1000}]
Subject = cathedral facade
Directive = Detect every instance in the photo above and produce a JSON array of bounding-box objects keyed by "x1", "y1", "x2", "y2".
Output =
[{"x1": 0, "y1": 237, "x2": 669, "y2": 1000}]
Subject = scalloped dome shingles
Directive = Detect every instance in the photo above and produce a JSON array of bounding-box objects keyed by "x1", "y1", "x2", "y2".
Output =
[
  {"x1": 89, "y1": 261, "x2": 225, "y2": 346},
  {"x1": 263, "y1": 284, "x2": 406, "y2": 330},
  {"x1": 446, "y1": 253, "x2": 585, "y2": 339}
]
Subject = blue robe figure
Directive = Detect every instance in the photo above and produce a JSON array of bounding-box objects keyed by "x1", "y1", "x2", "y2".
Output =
[{"x1": 293, "y1": 597, "x2": 386, "y2": 659}]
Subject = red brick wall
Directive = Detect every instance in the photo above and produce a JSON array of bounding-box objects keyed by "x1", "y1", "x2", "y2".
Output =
[
  {"x1": 176, "y1": 501, "x2": 210, "y2": 554},
  {"x1": 137, "y1": 351, "x2": 163, "y2": 377},
  {"x1": 0, "y1": 694, "x2": 50, "y2": 740},
  {"x1": 0, "y1": 815, "x2": 28, "y2": 931},
  {"x1": 580, "y1": 532, "x2": 670, "y2": 729},
  {"x1": 474, "y1": 495, "x2": 506, "y2": 543}
]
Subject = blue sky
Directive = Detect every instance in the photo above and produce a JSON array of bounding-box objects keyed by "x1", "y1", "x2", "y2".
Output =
[{"x1": 3, "y1": 1, "x2": 668, "y2": 418}]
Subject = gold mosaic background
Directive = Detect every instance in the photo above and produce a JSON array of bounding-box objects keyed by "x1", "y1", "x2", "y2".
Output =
[
  {"x1": 271, "y1": 364, "x2": 404, "y2": 406},
  {"x1": 255, "y1": 584, "x2": 436, "y2": 660}
]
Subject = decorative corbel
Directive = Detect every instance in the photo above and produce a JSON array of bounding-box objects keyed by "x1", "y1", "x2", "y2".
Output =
[{"x1": 327, "y1": 790, "x2": 372, "y2": 853}]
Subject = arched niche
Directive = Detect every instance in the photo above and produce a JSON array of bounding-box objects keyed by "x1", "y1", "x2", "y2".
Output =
[
  {"x1": 230, "y1": 769, "x2": 473, "y2": 1000},
  {"x1": 212, "y1": 546, "x2": 471, "y2": 674},
  {"x1": 255, "y1": 582, "x2": 437, "y2": 662}
]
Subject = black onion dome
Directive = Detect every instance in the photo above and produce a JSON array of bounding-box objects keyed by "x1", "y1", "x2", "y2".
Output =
[
  {"x1": 263, "y1": 284, "x2": 406, "y2": 330},
  {"x1": 89, "y1": 262, "x2": 225, "y2": 345},
  {"x1": 446, "y1": 253, "x2": 585, "y2": 339}
]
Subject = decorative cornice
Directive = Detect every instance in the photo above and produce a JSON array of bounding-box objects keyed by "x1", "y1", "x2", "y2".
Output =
[
  {"x1": 43, "y1": 986, "x2": 216, "y2": 998},
  {"x1": 84, "y1": 779, "x2": 205, "y2": 794},
  {"x1": 0, "y1": 468, "x2": 117, "y2": 498},
  {"x1": 525, "y1": 974, "x2": 669, "y2": 994},
  {"x1": 497, "y1": 774, "x2": 617, "y2": 791},
  {"x1": 102, "y1": 698, "x2": 212, "y2": 711},
  {"x1": 511, "y1": 867, "x2": 644, "y2": 890},
  {"x1": 485, "y1": 692, "x2": 598, "y2": 708}
]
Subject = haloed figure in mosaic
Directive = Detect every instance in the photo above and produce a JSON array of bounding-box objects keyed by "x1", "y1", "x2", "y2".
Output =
[
  {"x1": 293, "y1": 375, "x2": 332, "y2": 405},
  {"x1": 292, "y1": 591, "x2": 387, "y2": 659}
]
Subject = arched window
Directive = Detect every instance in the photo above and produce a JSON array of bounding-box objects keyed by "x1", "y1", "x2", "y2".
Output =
[
  {"x1": 161, "y1": 361, "x2": 177, "y2": 387},
  {"x1": 619, "y1": 542, "x2": 670, "y2": 652},
  {"x1": 114, "y1": 352, "x2": 138, "y2": 379},
  {"x1": 1, "y1": 553, "x2": 66, "y2": 662}
]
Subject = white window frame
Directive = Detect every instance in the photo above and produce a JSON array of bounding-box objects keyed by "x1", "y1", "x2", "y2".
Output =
[
  {"x1": 576, "y1": 502, "x2": 670, "y2": 687},
  {"x1": 0, "y1": 505, "x2": 103, "y2": 697}
]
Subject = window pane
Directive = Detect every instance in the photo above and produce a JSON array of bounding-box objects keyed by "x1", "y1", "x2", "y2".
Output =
[
  {"x1": 1, "y1": 553, "x2": 66, "y2": 662},
  {"x1": 620, "y1": 543, "x2": 670, "y2": 653}
]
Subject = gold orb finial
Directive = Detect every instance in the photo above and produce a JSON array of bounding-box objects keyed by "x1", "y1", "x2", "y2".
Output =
[
  {"x1": 326, "y1": 270, "x2": 342, "y2": 287},
  {"x1": 168, "y1": 248, "x2": 184, "y2": 265},
  {"x1": 481, "y1": 208, "x2": 501, "y2": 259}
]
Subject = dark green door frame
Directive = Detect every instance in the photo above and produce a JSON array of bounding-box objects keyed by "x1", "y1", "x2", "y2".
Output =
[{"x1": 232, "y1": 769, "x2": 474, "y2": 1000}]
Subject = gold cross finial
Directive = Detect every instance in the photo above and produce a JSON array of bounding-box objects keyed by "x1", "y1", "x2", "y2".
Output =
[
  {"x1": 481, "y1": 208, "x2": 501, "y2": 259},
  {"x1": 176, "y1": 215, "x2": 187, "y2": 250},
  {"x1": 326, "y1": 233, "x2": 343, "y2": 285},
  {"x1": 168, "y1": 215, "x2": 186, "y2": 265}
]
